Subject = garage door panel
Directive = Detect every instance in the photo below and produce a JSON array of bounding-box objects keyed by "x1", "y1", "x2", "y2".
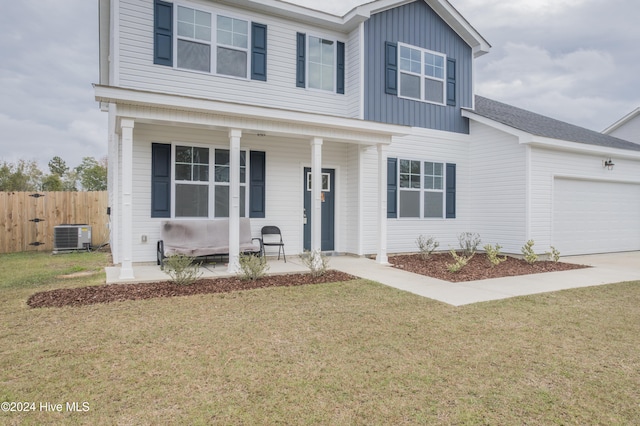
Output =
[{"x1": 553, "y1": 179, "x2": 640, "y2": 255}]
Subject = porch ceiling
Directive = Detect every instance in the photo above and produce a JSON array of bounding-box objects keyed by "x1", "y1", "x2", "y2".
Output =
[{"x1": 95, "y1": 85, "x2": 410, "y2": 145}]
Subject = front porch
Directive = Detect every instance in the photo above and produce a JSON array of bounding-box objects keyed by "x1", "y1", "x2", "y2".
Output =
[{"x1": 96, "y1": 85, "x2": 411, "y2": 281}]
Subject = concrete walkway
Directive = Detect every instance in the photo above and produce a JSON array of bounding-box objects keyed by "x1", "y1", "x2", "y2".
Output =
[
  {"x1": 331, "y1": 252, "x2": 640, "y2": 306},
  {"x1": 106, "y1": 252, "x2": 640, "y2": 307}
]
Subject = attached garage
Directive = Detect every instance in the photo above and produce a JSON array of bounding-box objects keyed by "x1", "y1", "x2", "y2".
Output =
[{"x1": 553, "y1": 178, "x2": 640, "y2": 255}]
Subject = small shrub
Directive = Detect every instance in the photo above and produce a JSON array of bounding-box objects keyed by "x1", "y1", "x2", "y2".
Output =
[
  {"x1": 416, "y1": 235, "x2": 439, "y2": 260},
  {"x1": 301, "y1": 250, "x2": 329, "y2": 278},
  {"x1": 447, "y1": 249, "x2": 474, "y2": 273},
  {"x1": 163, "y1": 254, "x2": 202, "y2": 286},
  {"x1": 237, "y1": 253, "x2": 269, "y2": 281},
  {"x1": 521, "y1": 240, "x2": 538, "y2": 265},
  {"x1": 458, "y1": 232, "x2": 481, "y2": 256},
  {"x1": 547, "y1": 246, "x2": 561, "y2": 262},
  {"x1": 484, "y1": 243, "x2": 507, "y2": 268}
]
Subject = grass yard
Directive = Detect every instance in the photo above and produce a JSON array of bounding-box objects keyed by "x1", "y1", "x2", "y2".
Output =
[{"x1": 1, "y1": 251, "x2": 639, "y2": 425}]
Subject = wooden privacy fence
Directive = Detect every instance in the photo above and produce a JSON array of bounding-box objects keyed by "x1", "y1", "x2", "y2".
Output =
[{"x1": 0, "y1": 191, "x2": 109, "y2": 254}]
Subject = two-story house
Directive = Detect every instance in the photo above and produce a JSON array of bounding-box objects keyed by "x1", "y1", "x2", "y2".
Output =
[{"x1": 96, "y1": 0, "x2": 640, "y2": 280}]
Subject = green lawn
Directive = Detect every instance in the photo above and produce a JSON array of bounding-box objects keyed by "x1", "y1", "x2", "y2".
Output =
[{"x1": 1, "y1": 251, "x2": 639, "y2": 425}]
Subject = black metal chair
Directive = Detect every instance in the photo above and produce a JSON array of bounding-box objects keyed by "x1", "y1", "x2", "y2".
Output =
[{"x1": 261, "y1": 226, "x2": 286, "y2": 262}]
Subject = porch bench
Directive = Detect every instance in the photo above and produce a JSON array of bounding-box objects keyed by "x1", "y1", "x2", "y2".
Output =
[{"x1": 156, "y1": 218, "x2": 262, "y2": 266}]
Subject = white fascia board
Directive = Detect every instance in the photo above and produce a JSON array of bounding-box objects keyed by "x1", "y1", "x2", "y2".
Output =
[
  {"x1": 94, "y1": 85, "x2": 410, "y2": 141},
  {"x1": 217, "y1": 0, "x2": 369, "y2": 32},
  {"x1": 602, "y1": 107, "x2": 640, "y2": 134},
  {"x1": 354, "y1": 0, "x2": 490, "y2": 57},
  {"x1": 526, "y1": 137, "x2": 640, "y2": 159}
]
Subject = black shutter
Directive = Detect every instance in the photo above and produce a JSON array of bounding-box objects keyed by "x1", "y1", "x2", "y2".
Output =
[
  {"x1": 249, "y1": 151, "x2": 266, "y2": 218},
  {"x1": 336, "y1": 41, "x2": 345, "y2": 94},
  {"x1": 446, "y1": 163, "x2": 456, "y2": 219},
  {"x1": 446, "y1": 58, "x2": 456, "y2": 106},
  {"x1": 385, "y1": 42, "x2": 398, "y2": 95},
  {"x1": 296, "y1": 33, "x2": 306, "y2": 88},
  {"x1": 251, "y1": 23, "x2": 267, "y2": 81},
  {"x1": 387, "y1": 157, "x2": 398, "y2": 218},
  {"x1": 154, "y1": 0, "x2": 173, "y2": 66},
  {"x1": 151, "y1": 143, "x2": 171, "y2": 218}
]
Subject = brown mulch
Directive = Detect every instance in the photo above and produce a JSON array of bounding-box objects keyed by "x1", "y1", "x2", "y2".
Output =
[
  {"x1": 28, "y1": 254, "x2": 589, "y2": 308},
  {"x1": 389, "y1": 252, "x2": 588, "y2": 283},
  {"x1": 27, "y1": 270, "x2": 355, "y2": 309}
]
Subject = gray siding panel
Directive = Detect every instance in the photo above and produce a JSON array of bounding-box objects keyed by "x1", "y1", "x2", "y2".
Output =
[{"x1": 364, "y1": 1, "x2": 472, "y2": 133}]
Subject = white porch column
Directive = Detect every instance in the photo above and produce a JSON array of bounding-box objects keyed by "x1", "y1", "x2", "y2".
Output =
[
  {"x1": 310, "y1": 137, "x2": 323, "y2": 253},
  {"x1": 376, "y1": 143, "x2": 389, "y2": 264},
  {"x1": 119, "y1": 118, "x2": 135, "y2": 279},
  {"x1": 227, "y1": 128, "x2": 242, "y2": 273}
]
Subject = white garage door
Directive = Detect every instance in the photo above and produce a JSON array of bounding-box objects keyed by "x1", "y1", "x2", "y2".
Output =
[{"x1": 553, "y1": 178, "x2": 640, "y2": 255}]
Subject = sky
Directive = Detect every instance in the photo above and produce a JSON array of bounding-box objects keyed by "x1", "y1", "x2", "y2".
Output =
[{"x1": 1, "y1": 0, "x2": 639, "y2": 170}]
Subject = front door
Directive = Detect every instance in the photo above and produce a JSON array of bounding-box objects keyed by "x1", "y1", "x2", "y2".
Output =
[{"x1": 303, "y1": 168, "x2": 335, "y2": 251}]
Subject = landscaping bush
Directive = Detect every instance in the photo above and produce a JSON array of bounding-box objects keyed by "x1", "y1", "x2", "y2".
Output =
[
  {"x1": 458, "y1": 232, "x2": 481, "y2": 256},
  {"x1": 237, "y1": 253, "x2": 269, "y2": 281},
  {"x1": 547, "y1": 246, "x2": 561, "y2": 262},
  {"x1": 521, "y1": 240, "x2": 538, "y2": 265},
  {"x1": 447, "y1": 249, "x2": 474, "y2": 273},
  {"x1": 301, "y1": 250, "x2": 329, "y2": 278},
  {"x1": 416, "y1": 235, "x2": 439, "y2": 260},
  {"x1": 484, "y1": 243, "x2": 507, "y2": 268},
  {"x1": 163, "y1": 254, "x2": 202, "y2": 285}
]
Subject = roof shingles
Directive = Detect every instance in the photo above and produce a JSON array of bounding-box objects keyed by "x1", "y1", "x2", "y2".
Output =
[{"x1": 471, "y1": 96, "x2": 640, "y2": 152}]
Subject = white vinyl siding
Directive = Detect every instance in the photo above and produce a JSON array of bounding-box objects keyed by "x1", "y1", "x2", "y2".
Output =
[
  {"x1": 117, "y1": 0, "x2": 357, "y2": 119},
  {"x1": 128, "y1": 123, "x2": 353, "y2": 263},
  {"x1": 468, "y1": 122, "x2": 527, "y2": 253},
  {"x1": 361, "y1": 128, "x2": 472, "y2": 255}
]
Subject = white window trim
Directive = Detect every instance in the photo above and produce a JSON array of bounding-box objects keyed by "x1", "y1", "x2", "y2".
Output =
[
  {"x1": 173, "y1": 2, "x2": 252, "y2": 80},
  {"x1": 397, "y1": 42, "x2": 447, "y2": 106},
  {"x1": 171, "y1": 142, "x2": 249, "y2": 219},
  {"x1": 397, "y1": 158, "x2": 446, "y2": 219},
  {"x1": 305, "y1": 34, "x2": 338, "y2": 93}
]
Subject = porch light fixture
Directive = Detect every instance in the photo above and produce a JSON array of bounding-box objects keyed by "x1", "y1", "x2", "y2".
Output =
[{"x1": 603, "y1": 158, "x2": 615, "y2": 170}]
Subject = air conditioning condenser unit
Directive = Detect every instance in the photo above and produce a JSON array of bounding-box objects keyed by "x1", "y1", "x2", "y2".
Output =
[{"x1": 54, "y1": 224, "x2": 92, "y2": 253}]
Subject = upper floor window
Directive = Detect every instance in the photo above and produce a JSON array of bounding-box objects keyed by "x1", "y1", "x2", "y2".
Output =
[
  {"x1": 398, "y1": 43, "x2": 446, "y2": 105},
  {"x1": 153, "y1": 1, "x2": 267, "y2": 81},
  {"x1": 385, "y1": 41, "x2": 456, "y2": 107},
  {"x1": 177, "y1": 6, "x2": 212, "y2": 73},
  {"x1": 308, "y1": 37, "x2": 335, "y2": 91},
  {"x1": 216, "y1": 16, "x2": 249, "y2": 78},
  {"x1": 296, "y1": 33, "x2": 345, "y2": 94}
]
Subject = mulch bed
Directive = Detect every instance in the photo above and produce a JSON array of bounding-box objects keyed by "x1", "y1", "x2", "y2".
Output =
[
  {"x1": 27, "y1": 270, "x2": 355, "y2": 309},
  {"x1": 389, "y1": 252, "x2": 588, "y2": 283}
]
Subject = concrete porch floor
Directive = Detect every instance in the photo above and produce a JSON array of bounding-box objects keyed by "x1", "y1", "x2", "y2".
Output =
[{"x1": 106, "y1": 256, "x2": 308, "y2": 284}]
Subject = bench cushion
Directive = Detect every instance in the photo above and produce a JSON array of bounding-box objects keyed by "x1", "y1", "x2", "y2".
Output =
[{"x1": 160, "y1": 218, "x2": 260, "y2": 258}]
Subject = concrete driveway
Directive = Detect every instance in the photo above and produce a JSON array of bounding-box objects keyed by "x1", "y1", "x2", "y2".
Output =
[{"x1": 331, "y1": 251, "x2": 640, "y2": 306}]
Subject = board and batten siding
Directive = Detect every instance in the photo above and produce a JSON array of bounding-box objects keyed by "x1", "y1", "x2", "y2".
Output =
[
  {"x1": 529, "y1": 147, "x2": 640, "y2": 251},
  {"x1": 363, "y1": 1, "x2": 473, "y2": 133},
  {"x1": 361, "y1": 128, "x2": 472, "y2": 255},
  {"x1": 117, "y1": 0, "x2": 360, "y2": 119},
  {"x1": 468, "y1": 122, "x2": 527, "y2": 253},
  {"x1": 128, "y1": 123, "x2": 354, "y2": 263}
]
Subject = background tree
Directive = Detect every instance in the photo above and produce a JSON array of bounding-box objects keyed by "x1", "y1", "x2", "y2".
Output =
[
  {"x1": 75, "y1": 156, "x2": 107, "y2": 191},
  {"x1": 0, "y1": 160, "x2": 42, "y2": 191},
  {"x1": 48, "y1": 156, "x2": 69, "y2": 177}
]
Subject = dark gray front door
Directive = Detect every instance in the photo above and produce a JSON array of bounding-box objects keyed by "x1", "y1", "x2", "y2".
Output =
[{"x1": 303, "y1": 168, "x2": 335, "y2": 251}]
